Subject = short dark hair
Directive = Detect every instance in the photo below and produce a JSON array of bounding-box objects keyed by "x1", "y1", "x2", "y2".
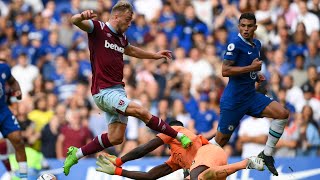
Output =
[
  {"x1": 239, "y1": 12, "x2": 256, "y2": 24},
  {"x1": 169, "y1": 120, "x2": 184, "y2": 127}
]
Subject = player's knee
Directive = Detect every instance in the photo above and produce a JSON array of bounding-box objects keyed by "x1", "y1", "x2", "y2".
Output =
[{"x1": 279, "y1": 109, "x2": 289, "y2": 119}]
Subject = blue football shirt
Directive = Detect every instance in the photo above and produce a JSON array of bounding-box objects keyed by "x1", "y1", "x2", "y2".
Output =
[
  {"x1": 0, "y1": 62, "x2": 11, "y2": 109},
  {"x1": 221, "y1": 34, "x2": 262, "y2": 106}
]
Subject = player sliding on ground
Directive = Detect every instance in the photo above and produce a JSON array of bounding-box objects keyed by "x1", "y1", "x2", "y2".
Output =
[
  {"x1": 63, "y1": 0, "x2": 192, "y2": 175},
  {"x1": 95, "y1": 121, "x2": 265, "y2": 180}
]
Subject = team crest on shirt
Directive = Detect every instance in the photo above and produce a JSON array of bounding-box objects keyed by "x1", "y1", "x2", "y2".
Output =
[
  {"x1": 118, "y1": 100, "x2": 125, "y2": 106},
  {"x1": 228, "y1": 125, "x2": 234, "y2": 131},
  {"x1": 250, "y1": 71, "x2": 257, "y2": 80},
  {"x1": 227, "y1": 43, "x2": 235, "y2": 51}
]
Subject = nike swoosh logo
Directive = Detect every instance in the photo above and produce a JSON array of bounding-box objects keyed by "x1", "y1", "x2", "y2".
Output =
[
  {"x1": 248, "y1": 52, "x2": 252, "y2": 54},
  {"x1": 271, "y1": 166, "x2": 320, "y2": 180}
]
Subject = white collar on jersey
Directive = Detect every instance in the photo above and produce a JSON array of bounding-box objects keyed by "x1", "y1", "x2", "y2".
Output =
[
  {"x1": 106, "y1": 22, "x2": 118, "y2": 34},
  {"x1": 238, "y1": 33, "x2": 256, "y2": 47}
]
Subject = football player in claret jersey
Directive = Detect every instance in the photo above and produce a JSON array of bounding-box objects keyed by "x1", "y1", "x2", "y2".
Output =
[
  {"x1": 0, "y1": 53, "x2": 28, "y2": 180},
  {"x1": 210, "y1": 12, "x2": 289, "y2": 176},
  {"x1": 63, "y1": 0, "x2": 192, "y2": 175}
]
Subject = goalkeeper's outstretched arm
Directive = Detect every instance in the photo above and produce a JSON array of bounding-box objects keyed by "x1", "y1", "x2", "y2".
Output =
[{"x1": 121, "y1": 137, "x2": 164, "y2": 163}]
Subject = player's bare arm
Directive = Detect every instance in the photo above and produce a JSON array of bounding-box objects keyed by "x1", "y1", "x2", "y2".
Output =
[
  {"x1": 7, "y1": 76, "x2": 22, "y2": 100},
  {"x1": 71, "y1": 10, "x2": 97, "y2": 32},
  {"x1": 121, "y1": 137, "x2": 164, "y2": 163},
  {"x1": 121, "y1": 163, "x2": 173, "y2": 180},
  {"x1": 124, "y1": 45, "x2": 172, "y2": 62},
  {"x1": 96, "y1": 155, "x2": 173, "y2": 180},
  {"x1": 222, "y1": 58, "x2": 262, "y2": 77}
]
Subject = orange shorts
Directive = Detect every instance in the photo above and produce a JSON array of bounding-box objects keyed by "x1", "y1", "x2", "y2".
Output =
[{"x1": 190, "y1": 144, "x2": 227, "y2": 171}]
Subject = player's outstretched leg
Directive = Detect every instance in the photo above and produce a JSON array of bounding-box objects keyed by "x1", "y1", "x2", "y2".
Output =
[
  {"x1": 125, "y1": 102, "x2": 192, "y2": 149},
  {"x1": 258, "y1": 151, "x2": 278, "y2": 176},
  {"x1": 63, "y1": 146, "x2": 79, "y2": 175},
  {"x1": 199, "y1": 156, "x2": 264, "y2": 180}
]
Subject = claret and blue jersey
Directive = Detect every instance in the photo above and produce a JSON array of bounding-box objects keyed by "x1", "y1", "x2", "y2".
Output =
[{"x1": 221, "y1": 34, "x2": 262, "y2": 105}]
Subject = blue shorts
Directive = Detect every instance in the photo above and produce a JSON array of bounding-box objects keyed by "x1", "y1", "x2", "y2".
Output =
[
  {"x1": 0, "y1": 106, "x2": 20, "y2": 137},
  {"x1": 92, "y1": 85, "x2": 131, "y2": 125},
  {"x1": 218, "y1": 92, "x2": 273, "y2": 134}
]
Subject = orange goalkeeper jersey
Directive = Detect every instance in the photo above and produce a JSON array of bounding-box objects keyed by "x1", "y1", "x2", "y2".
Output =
[{"x1": 157, "y1": 126, "x2": 209, "y2": 170}]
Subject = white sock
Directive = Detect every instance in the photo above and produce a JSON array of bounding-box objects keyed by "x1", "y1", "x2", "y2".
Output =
[
  {"x1": 18, "y1": 161, "x2": 28, "y2": 180},
  {"x1": 76, "y1": 148, "x2": 84, "y2": 159},
  {"x1": 264, "y1": 119, "x2": 287, "y2": 156},
  {"x1": 176, "y1": 132, "x2": 183, "y2": 140},
  {"x1": 209, "y1": 138, "x2": 221, "y2": 147}
]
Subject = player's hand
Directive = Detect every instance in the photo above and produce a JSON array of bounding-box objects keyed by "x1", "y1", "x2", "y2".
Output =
[
  {"x1": 80, "y1": 10, "x2": 97, "y2": 20},
  {"x1": 156, "y1": 50, "x2": 172, "y2": 63},
  {"x1": 96, "y1": 155, "x2": 116, "y2": 175},
  {"x1": 251, "y1": 58, "x2": 262, "y2": 71},
  {"x1": 100, "y1": 152, "x2": 118, "y2": 166}
]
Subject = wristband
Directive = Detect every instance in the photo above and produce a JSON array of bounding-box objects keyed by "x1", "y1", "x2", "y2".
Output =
[
  {"x1": 115, "y1": 167, "x2": 123, "y2": 176},
  {"x1": 115, "y1": 158, "x2": 124, "y2": 166}
]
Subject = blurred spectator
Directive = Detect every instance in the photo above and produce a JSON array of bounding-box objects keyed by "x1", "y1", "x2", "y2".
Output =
[
  {"x1": 305, "y1": 42, "x2": 320, "y2": 68},
  {"x1": 27, "y1": 94, "x2": 54, "y2": 150},
  {"x1": 157, "y1": 2, "x2": 176, "y2": 43},
  {"x1": 188, "y1": 94, "x2": 218, "y2": 139},
  {"x1": 291, "y1": 0, "x2": 320, "y2": 36},
  {"x1": 173, "y1": 5, "x2": 209, "y2": 53},
  {"x1": 297, "y1": 83, "x2": 320, "y2": 122},
  {"x1": 179, "y1": 81, "x2": 198, "y2": 119},
  {"x1": 54, "y1": 66, "x2": 78, "y2": 102},
  {"x1": 11, "y1": 53, "x2": 39, "y2": 97},
  {"x1": 156, "y1": 98, "x2": 174, "y2": 123},
  {"x1": 172, "y1": 98, "x2": 192, "y2": 127},
  {"x1": 40, "y1": 116, "x2": 59, "y2": 158},
  {"x1": 134, "y1": 0, "x2": 163, "y2": 22},
  {"x1": 185, "y1": 48, "x2": 214, "y2": 95},
  {"x1": 282, "y1": 75, "x2": 304, "y2": 110},
  {"x1": 297, "y1": 105, "x2": 320, "y2": 156},
  {"x1": 303, "y1": 65, "x2": 319, "y2": 89},
  {"x1": 289, "y1": 54, "x2": 308, "y2": 87},
  {"x1": 126, "y1": 14, "x2": 149, "y2": 46},
  {"x1": 236, "y1": 117, "x2": 270, "y2": 158},
  {"x1": 269, "y1": 49, "x2": 291, "y2": 76},
  {"x1": 16, "y1": 102, "x2": 36, "y2": 146},
  {"x1": 56, "y1": 110, "x2": 93, "y2": 159},
  {"x1": 286, "y1": 22, "x2": 308, "y2": 65}
]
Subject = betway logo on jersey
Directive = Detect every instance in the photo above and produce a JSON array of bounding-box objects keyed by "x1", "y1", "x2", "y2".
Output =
[{"x1": 104, "y1": 40, "x2": 124, "y2": 53}]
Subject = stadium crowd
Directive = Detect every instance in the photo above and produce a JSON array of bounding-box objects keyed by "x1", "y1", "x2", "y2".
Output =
[{"x1": 0, "y1": 0, "x2": 319, "y2": 161}]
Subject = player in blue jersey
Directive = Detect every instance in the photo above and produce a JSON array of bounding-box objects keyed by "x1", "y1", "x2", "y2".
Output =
[
  {"x1": 210, "y1": 13, "x2": 289, "y2": 176},
  {"x1": 0, "y1": 54, "x2": 28, "y2": 180}
]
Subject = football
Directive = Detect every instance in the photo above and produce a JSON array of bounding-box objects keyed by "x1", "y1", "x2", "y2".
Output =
[{"x1": 37, "y1": 173, "x2": 57, "y2": 180}]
